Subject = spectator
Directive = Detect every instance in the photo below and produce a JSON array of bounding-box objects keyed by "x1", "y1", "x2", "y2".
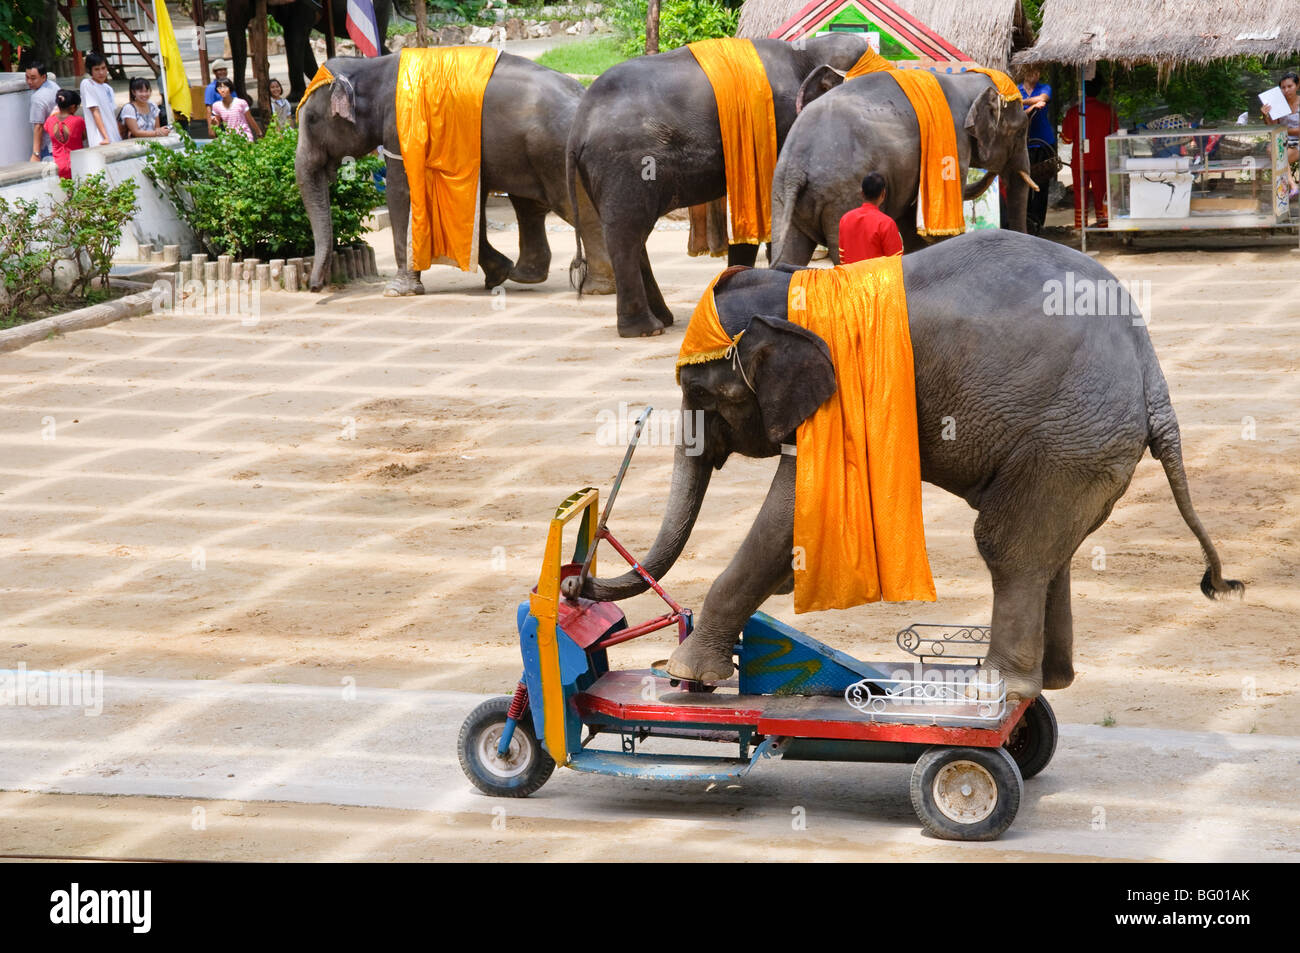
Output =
[
  {"x1": 268, "y1": 78, "x2": 291, "y2": 126},
  {"x1": 44, "y1": 90, "x2": 87, "y2": 180},
  {"x1": 1261, "y1": 70, "x2": 1300, "y2": 194},
  {"x1": 1061, "y1": 78, "x2": 1117, "y2": 229},
  {"x1": 837, "y1": 172, "x2": 903, "y2": 264},
  {"x1": 79, "y1": 52, "x2": 122, "y2": 148},
  {"x1": 26, "y1": 61, "x2": 60, "y2": 163},
  {"x1": 204, "y1": 60, "x2": 230, "y2": 108},
  {"x1": 121, "y1": 77, "x2": 171, "y2": 139},
  {"x1": 1018, "y1": 65, "x2": 1055, "y2": 233},
  {"x1": 208, "y1": 78, "x2": 261, "y2": 142}
]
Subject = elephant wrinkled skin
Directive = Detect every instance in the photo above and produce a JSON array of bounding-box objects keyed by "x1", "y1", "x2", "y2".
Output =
[
  {"x1": 575, "y1": 231, "x2": 1243, "y2": 699},
  {"x1": 295, "y1": 53, "x2": 613, "y2": 296}
]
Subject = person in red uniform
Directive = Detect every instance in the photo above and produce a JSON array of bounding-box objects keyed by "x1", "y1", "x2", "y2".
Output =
[
  {"x1": 837, "y1": 172, "x2": 903, "y2": 263},
  {"x1": 1061, "y1": 79, "x2": 1118, "y2": 229}
]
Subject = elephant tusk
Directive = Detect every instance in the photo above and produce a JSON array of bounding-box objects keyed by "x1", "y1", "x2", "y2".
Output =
[{"x1": 1018, "y1": 169, "x2": 1040, "y2": 192}]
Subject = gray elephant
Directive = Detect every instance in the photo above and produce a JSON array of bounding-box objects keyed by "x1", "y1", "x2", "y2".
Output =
[
  {"x1": 572, "y1": 230, "x2": 1241, "y2": 699},
  {"x1": 227, "y1": 0, "x2": 399, "y2": 104},
  {"x1": 566, "y1": 33, "x2": 874, "y2": 338},
  {"x1": 295, "y1": 53, "x2": 614, "y2": 295},
  {"x1": 771, "y1": 68, "x2": 1037, "y2": 265}
]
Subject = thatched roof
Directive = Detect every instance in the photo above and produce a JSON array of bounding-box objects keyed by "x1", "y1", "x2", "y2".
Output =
[
  {"x1": 736, "y1": 0, "x2": 1034, "y2": 71},
  {"x1": 1013, "y1": 0, "x2": 1300, "y2": 67}
]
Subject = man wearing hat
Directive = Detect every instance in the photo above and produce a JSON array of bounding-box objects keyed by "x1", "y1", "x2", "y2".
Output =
[{"x1": 204, "y1": 60, "x2": 229, "y2": 107}]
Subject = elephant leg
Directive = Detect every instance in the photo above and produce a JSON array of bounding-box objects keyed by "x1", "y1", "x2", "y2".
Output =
[
  {"x1": 479, "y1": 194, "x2": 515, "y2": 290},
  {"x1": 601, "y1": 214, "x2": 662, "y2": 336},
  {"x1": 1041, "y1": 561, "x2": 1075, "y2": 690},
  {"x1": 506, "y1": 194, "x2": 551, "y2": 284},
  {"x1": 821, "y1": 208, "x2": 843, "y2": 265},
  {"x1": 667, "y1": 456, "x2": 796, "y2": 682},
  {"x1": 229, "y1": 20, "x2": 250, "y2": 102},
  {"x1": 727, "y1": 243, "x2": 759, "y2": 267},
  {"x1": 575, "y1": 181, "x2": 615, "y2": 295},
  {"x1": 640, "y1": 246, "x2": 674, "y2": 326},
  {"x1": 383, "y1": 153, "x2": 424, "y2": 297},
  {"x1": 777, "y1": 229, "x2": 816, "y2": 268}
]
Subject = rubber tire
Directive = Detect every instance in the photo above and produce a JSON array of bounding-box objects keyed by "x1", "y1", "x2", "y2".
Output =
[
  {"x1": 910, "y1": 746, "x2": 1023, "y2": 841},
  {"x1": 458, "y1": 695, "x2": 556, "y2": 798},
  {"x1": 1004, "y1": 696, "x2": 1059, "y2": 780}
]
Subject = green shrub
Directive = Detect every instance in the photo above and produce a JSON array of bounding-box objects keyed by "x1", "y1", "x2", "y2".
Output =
[
  {"x1": 144, "y1": 124, "x2": 382, "y2": 259},
  {"x1": 609, "y1": 0, "x2": 740, "y2": 57},
  {"x1": 0, "y1": 173, "x2": 137, "y2": 322}
]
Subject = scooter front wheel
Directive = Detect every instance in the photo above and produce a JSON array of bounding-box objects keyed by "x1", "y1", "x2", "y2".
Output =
[{"x1": 458, "y1": 695, "x2": 556, "y2": 798}]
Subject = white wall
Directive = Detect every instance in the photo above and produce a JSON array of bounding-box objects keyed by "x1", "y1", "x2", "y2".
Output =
[
  {"x1": 0, "y1": 73, "x2": 34, "y2": 167},
  {"x1": 0, "y1": 136, "x2": 200, "y2": 258}
]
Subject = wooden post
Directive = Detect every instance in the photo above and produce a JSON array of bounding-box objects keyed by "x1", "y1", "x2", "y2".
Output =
[
  {"x1": 645, "y1": 0, "x2": 660, "y2": 55},
  {"x1": 194, "y1": 0, "x2": 209, "y2": 84},
  {"x1": 324, "y1": 0, "x2": 337, "y2": 59},
  {"x1": 251, "y1": 0, "x2": 270, "y2": 117},
  {"x1": 414, "y1": 0, "x2": 428, "y2": 47}
]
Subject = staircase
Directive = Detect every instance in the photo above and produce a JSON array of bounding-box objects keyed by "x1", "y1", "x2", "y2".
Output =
[{"x1": 92, "y1": 0, "x2": 159, "y2": 78}]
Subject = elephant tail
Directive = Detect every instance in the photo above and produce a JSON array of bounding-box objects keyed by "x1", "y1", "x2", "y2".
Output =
[
  {"x1": 566, "y1": 140, "x2": 587, "y2": 296},
  {"x1": 769, "y1": 157, "x2": 805, "y2": 266},
  {"x1": 1143, "y1": 355, "x2": 1245, "y2": 601}
]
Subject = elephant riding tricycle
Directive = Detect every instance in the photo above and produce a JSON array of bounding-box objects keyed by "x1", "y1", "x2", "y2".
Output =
[{"x1": 458, "y1": 415, "x2": 1057, "y2": 841}]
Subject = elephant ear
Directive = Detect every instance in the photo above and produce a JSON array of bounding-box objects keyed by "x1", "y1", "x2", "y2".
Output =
[
  {"x1": 330, "y1": 74, "x2": 357, "y2": 123},
  {"x1": 796, "y1": 65, "x2": 846, "y2": 113},
  {"x1": 963, "y1": 84, "x2": 1007, "y2": 168},
  {"x1": 736, "y1": 314, "x2": 837, "y2": 443}
]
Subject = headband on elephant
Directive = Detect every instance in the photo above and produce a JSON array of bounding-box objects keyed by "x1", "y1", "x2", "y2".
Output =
[
  {"x1": 675, "y1": 266, "x2": 752, "y2": 382},
  {"x1": 963, "y1": 66, "x2": 1022, "y2": 103}
]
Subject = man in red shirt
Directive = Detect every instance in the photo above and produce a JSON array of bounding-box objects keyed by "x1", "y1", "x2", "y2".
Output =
[
  {"x1": 1061, "y1": 79, "x2": 1118, "y2": 228},
  {"x1": 837, "y1": 172, "x2": 903, "y2": 264}
]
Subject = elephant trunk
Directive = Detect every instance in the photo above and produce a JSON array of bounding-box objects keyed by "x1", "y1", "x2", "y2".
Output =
[
  {"x1": 582, "y1": 438, "x2": 713, "y2": 602},
  {"x1": 1002, "y1": 149, "x2": 1031, "y2": 233},
  {"x1": 296, "y1": 154, "x2": 334, "y2": 292}
]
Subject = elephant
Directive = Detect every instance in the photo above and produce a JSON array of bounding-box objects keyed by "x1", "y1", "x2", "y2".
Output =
[
  {"x1": 227, "y1": 0, "x2": 398, "y2": 104},
  {"x1": 570, "y1": 230, "x2": 1242, "y2": 700},
  {"x1": 770, "y1": 67, "x2": 1037, "y2": 266},
  {"x1": 295, "y1": 52, "x2": 615, "y2": 296},
  {"x1": 566, "y1": 33, "x2": 875, "y2": 339}
]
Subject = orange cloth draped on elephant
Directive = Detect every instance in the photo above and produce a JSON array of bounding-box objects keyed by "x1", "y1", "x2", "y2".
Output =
[
  {"x1": 885, "y1": 69, "x2": 964, "y2": 237},
  {"x1": 687, "y1": 38, "x2": 779, "y2": 246},
  {"x1": 844, "y1": 48, "x2": 892, "y2": 78},
  {"x1": 787, "y1": 257, "x2": 935, "y2": 613},
  {"x1": 395, "y1": 46, "x2": 500, "y2": 272}
]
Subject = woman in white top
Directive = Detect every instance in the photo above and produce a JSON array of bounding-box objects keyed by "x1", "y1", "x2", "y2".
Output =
[
  {"x1": 121, "y1": 77, "x2": 171, "y2": 139},
  {"x1": 1262, "y1": 71, "x2": 1300, "y2": 196},
  {"x1": 79, "y1": 52, "x2": 121, "y2": 147}
]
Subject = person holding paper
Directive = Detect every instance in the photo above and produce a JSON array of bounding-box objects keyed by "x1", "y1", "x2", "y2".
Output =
[{"x1": 1261, "y1": 71, "x2": 1299, "y2": 192}]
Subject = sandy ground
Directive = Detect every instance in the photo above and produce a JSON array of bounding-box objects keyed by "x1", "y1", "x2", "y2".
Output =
[{"x1": 0, "y1": 208, "x2": 1297, "y2": 860}]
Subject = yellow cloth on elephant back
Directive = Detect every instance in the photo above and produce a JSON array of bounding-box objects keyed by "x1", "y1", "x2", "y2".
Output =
[
  {"x1": 887, "y1": 69, "x2": 964, "y2": 237},
  {"x1": 687, "y1": 38, "x2": 778, "y2": 246},
  {"x1": 845, "y1": 48, "x2": 892, "y2": 78},
  {"x1": 963, "y1": 66, "x2": 1022, "y2": 102},
  {"x1": 395, "y1": 47, "x2": 500, "y2": 272},
  {"x1": 788, "y1": 257, "x2": 935, "y2": 613}
]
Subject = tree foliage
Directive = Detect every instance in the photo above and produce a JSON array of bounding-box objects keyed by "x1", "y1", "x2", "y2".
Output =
[{"x1": 609, "y1": 0, "x2": 740, "y2": 58}]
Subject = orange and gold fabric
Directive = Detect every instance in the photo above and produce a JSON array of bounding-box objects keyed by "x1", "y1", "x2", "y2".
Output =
[
  {"x1": 687, "y1": 38, "x2": 779, "y2": 246},
  {"x1": 963, "y1": 66, "x2": 1022, "y2": 102},
  {"x1": 886, "y1": 69, "x2": 964, "y2": 237},
  {"x1": 395, "y1": 46, "x2": 499, "y2": 272},
  {"x1": 844, "y1": 47, "x2": 892, "y2": 78},
  {"x1": 675, "y1": 269, "x2": 740, "y2": 381},
  {"x1": 296, "y1": 64, "x2": 334, "y2": 121},
  {"x1": 787, "y1": 257, "x2": 935, "y2": 613}
]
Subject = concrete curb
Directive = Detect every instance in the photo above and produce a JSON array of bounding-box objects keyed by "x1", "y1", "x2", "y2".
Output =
[{"x1": 0, "y1": 287, "x2": 166, "y2": 355}]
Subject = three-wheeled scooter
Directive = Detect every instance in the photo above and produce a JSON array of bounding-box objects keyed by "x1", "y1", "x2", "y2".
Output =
[{"x1": 458, "y1": 410, "x2": 1057, "y2": 840}]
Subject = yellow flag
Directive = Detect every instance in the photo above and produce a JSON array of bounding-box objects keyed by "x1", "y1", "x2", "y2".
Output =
[{"x1": 154, "y1": 0, "x2": 191, "y2": 120}]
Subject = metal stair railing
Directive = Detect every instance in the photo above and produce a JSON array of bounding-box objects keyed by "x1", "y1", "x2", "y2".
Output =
[{"x1": 96, "y1": 0, "x2": 159, "y2": 77}]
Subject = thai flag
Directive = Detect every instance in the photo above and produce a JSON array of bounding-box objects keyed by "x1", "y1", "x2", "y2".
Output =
[{"x1": 346, "y1": 0, "x2": 382, "y2": 57}]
